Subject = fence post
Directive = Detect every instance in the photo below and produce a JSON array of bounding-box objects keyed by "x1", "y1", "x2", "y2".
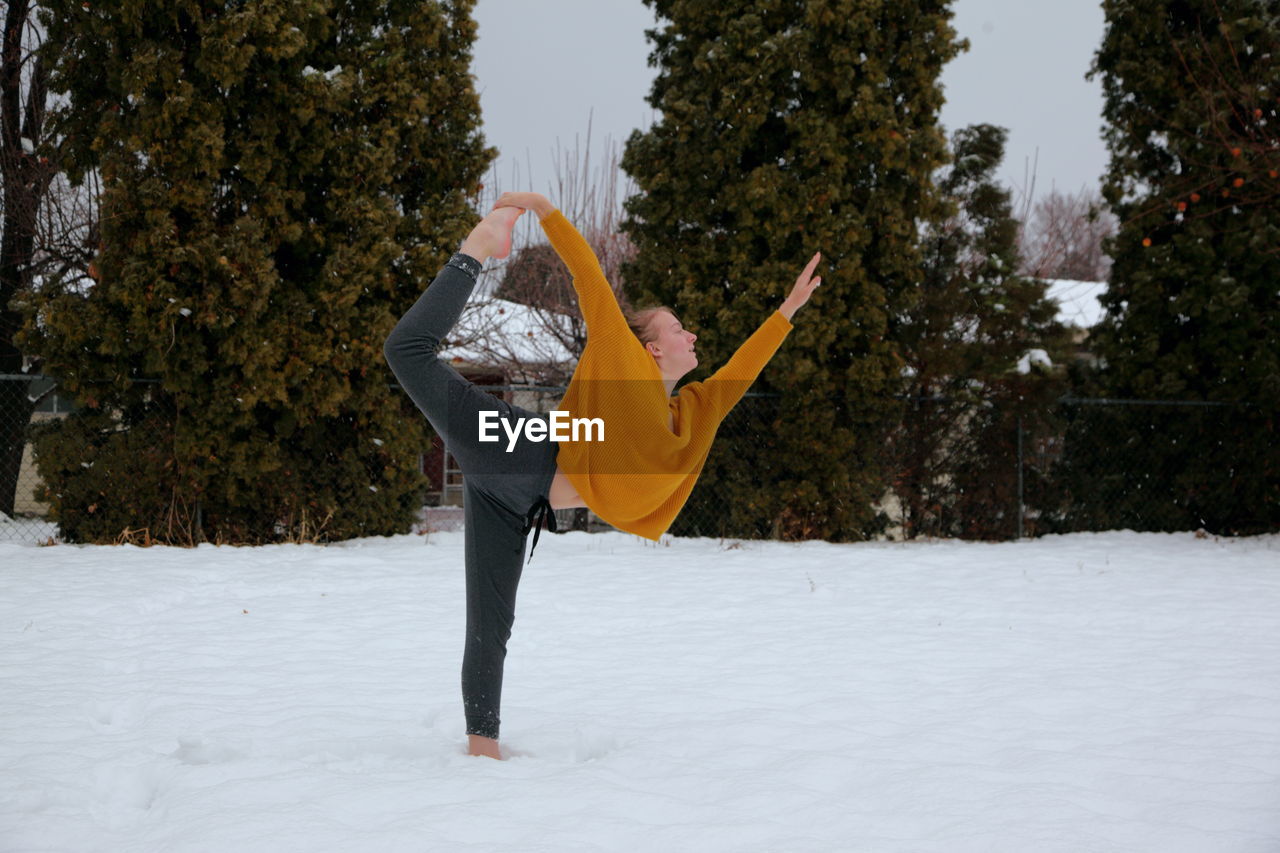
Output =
[{"x1": 1016, "y1": 414, "x2": 1025, "y2": 540}]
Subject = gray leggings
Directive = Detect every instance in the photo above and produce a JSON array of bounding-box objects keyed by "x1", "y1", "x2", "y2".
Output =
[{"x1": 383, "y1": 253, "x2": 558, "y2": 739}]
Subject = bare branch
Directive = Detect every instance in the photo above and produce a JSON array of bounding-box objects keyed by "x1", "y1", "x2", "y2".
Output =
[
  {"x1": 462, "y1": 113, "x2": 638, "y2": 382},
  {"x1": 1019, "y1": 188, "x2": 1116, "y2": 282}
]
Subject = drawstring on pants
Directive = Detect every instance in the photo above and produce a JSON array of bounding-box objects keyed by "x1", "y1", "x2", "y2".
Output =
[{"x1": 521, "y1": 496, "x2": 557, "y2": 563}]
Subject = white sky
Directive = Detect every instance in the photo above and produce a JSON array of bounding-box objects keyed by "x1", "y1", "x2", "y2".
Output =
[{"x1": 471, "y1": 0, "x2": 1109, "y2": 207}]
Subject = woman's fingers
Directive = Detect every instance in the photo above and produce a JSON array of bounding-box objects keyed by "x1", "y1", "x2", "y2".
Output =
[
  {"x1": 798, "y1": 251, "x2": 822, "y2": 285},
  {"x1": 492, "y1": 191, "x2": 541, "y2": 211},
  {"x1": 804, "y1": 252, "x2": 821, "y2": 274},
  {"x1": 491, "y1": 192, "x2": 517, "y2": 211}
]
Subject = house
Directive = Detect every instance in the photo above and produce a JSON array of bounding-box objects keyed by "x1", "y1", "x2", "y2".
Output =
[{"x1": 7, "y1": 374, "x2": 75, "y2": 520}]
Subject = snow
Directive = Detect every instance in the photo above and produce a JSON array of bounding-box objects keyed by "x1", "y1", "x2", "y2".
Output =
[
  {"x1": 2, "y1": 531, "x2": 1278, "y2": 852},
  {"x1": 1046, "y1": 278, "x2": 1108, "y2": 330},
  {"x1": 0, "y1": 512, "x2": 55, "y2": 543},
  {"x1": 300, "y1": 66, "x2": 343, "y2": 80},
  {"x1": 441, "y1": 297, "x2": 576, "y2": 368},
  {"x1": 1016, "y1": 347, "x2": 1052, "y2": 374}
]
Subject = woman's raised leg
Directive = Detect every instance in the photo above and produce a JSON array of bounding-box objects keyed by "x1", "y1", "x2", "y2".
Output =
[
  {"x1": 385, "y1": 206, "x2": 542, "y2": 760},
  {"x1": 382, "y1": 206, "x2": 522, "y2": 431}
]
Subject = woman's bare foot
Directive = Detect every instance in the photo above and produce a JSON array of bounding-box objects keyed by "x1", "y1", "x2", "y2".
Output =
[
  {"x1": 468, "y1": 734, "x2": 502, "y2": 759},
  {"x1": 459, "y1": 206, "x2": 523, "y2": 263}
]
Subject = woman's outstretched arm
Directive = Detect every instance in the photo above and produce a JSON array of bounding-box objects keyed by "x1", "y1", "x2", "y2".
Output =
[
  {"x1": 693, "y1": 251, "x2": 823, "y2": 413},
  {"x1": 708, "y1": 250, "x2": 822, "y2": 382}
]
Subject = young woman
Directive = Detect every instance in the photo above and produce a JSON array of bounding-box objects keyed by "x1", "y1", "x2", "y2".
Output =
[{"x1": 384, "y1": 192, "x2": 820, "y2": 758}]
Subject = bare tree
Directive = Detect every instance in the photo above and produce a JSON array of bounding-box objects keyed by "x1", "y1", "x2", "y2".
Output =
[
  {"x1": 0, "y1": 2, "x2": 97, "y2": 522},
  {"x1": 454, "y1": 113, "x2": 637, "y2": 385},
  {"x1": 540, "y1": 113, "x2": 638, "y2": 306},
  {"x1": 33, "y1": 168, "x2": 98, "y2": 291},
  {"x1": 1019, "y1": 188, "x2": 1116, "y2": 282},
  {"x1": 2, "y1": 1, "x2": 58, "y2": 520}
]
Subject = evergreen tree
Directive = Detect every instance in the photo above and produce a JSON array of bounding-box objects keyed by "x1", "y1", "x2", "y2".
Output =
[
  {"x1": 893, "y1": 124, "x2": 1069, "y2": 539},
  {"x1": 1063, "y1": 0, "x2": 1279, "y2": 534},
  {"x1": 1090, "y1": 0, "x2": 1278, "y2": 403},
  {"x1": 621, "y1": 0, "x2": 963, "y2": 540},
  {"x1": 25, "y1": 0, "x2": 491, "y2": 542}
]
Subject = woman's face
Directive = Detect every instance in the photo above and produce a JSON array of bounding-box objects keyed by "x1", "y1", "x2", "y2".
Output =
[{"x1": 644, "y1": 310, "x2": 698, "y2": 378}]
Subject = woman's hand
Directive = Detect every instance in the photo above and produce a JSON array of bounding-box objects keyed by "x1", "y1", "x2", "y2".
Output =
[
  {"x1": 491, "y1": 191, "x2": 555, "y2": 219},
  {"x1": 779, "y1": 252, "x2": 822, "y2": 321}
]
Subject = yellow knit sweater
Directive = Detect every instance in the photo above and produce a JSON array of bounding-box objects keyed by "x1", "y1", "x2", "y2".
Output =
[{"x1": 541, "y1": 210, "x2": 793, "y2": 540}]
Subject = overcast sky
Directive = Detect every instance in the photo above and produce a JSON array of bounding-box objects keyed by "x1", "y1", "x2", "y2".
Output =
[{"x1": 471, "y1": 0, "x2": 1109, "y2": 209}]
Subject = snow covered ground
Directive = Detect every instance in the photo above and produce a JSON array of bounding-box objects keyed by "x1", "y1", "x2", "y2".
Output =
[{"x1": 2, "y1": 530, "x2": 1278, "y2": 852}]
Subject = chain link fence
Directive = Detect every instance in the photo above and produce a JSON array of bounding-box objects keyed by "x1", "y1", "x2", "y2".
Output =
[
  {"x1": 1029, "y1": 397, "x2": 1275, "y2": 537},
  {"x1": 884, "y1": 395, "x2": 1274, "y2": 541},
  {"x1": 0, "y1": 375, "x2": 76, "y2": 544},
  {"x1": 2, "y1": 375, "x2": 1273, "y2": 543}
]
